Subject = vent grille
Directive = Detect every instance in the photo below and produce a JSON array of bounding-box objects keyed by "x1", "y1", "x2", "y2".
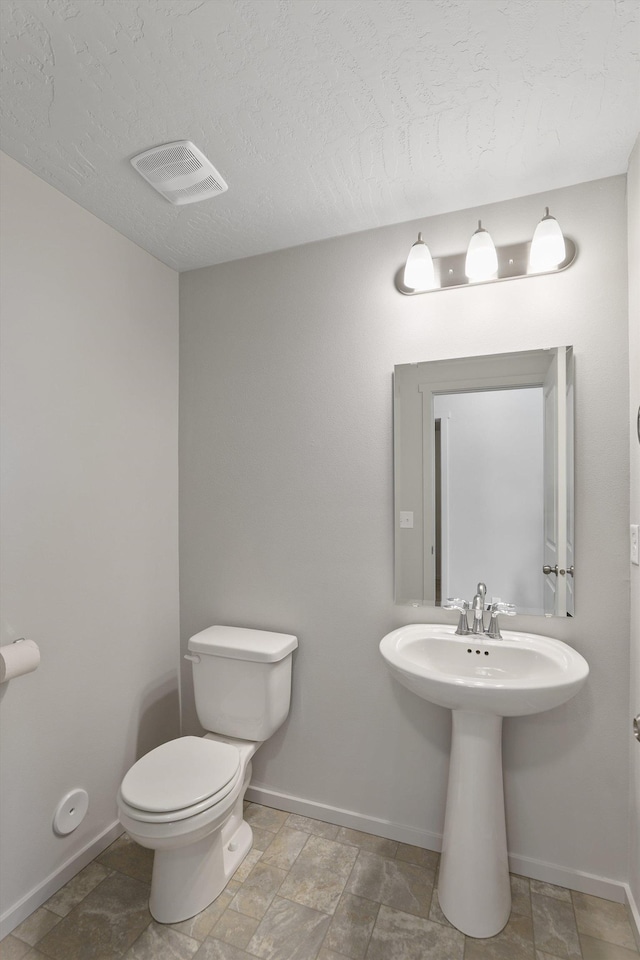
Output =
[
  {"x1": 136, "y1": 148, "x2": 203, "y2": 182},
  {"x1": 165, "y1": 176, "x2": 224, "y2": 203},
  {"x1": 130, "y1": 141, "x2": 227, "y2": 205}
]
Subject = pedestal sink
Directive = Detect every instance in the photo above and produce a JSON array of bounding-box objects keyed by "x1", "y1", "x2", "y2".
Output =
[{"x1": 379, "y1": 624, "x2": 589, "y2": 938}]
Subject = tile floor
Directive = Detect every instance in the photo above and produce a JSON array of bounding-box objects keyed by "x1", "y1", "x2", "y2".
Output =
[{"x1": 2, "y1": 803, "x2": 638, "y2": 960}]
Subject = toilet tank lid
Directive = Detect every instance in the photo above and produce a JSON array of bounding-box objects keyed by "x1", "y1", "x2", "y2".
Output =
[{"x1": 188, "y1": 625, "x2": 298, "y2": 662}]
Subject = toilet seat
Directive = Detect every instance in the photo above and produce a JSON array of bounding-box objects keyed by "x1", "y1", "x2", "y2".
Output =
[{"x1": 119, "y1": 736, "x2": 241, "y2": 823}]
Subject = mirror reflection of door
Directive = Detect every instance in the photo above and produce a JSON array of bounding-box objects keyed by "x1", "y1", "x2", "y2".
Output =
[
  {"x1": 542, "y1": 345, "x2": 573, "y2": 616},
  {"x1": 566, "y1": 363, "x2": 575, "y2": 614},
  {"x1": 434, "y1": 387, "x2": 544, "y2": 615},
  {"x1": 435, "y1": 419, "x2": 441, "y2": 605},
  {"x1": 543, "y1": 358, "x2": 560, "y2": 616}
]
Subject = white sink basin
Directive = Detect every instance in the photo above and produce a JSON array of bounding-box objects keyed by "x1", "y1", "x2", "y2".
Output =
[{"x1": 379, "y1": 623, "x2": 589, "y2": 716}]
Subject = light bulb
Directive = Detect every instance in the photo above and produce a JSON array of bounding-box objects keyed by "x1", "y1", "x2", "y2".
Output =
[
  {"x1": 529, "y1": 208, "x2": 566, "y2": 271},
  {"x1": 403, "y1": 233, "x2": 436, "y2": 291},
  {"x1": 464, "y1": 221, "x2": 498, "y2": 281}
]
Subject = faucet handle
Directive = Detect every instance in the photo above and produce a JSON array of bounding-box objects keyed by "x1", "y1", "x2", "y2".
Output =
[
  {"x1": 490, "y1": 602, "x2": 516, "y2": 616},
  {"x1": 485, "y1": 601, "x2": 516, "y2": 639},
  {"x1": 443, "y1": 598, "x2": 471, "y2": 636},
  {"x1": 442, "y1": 597, "x2": 470, "y2": 611}
]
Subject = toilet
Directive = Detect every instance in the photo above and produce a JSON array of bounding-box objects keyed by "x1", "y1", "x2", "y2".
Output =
[{"x1": 117, "y1": 625, "x2": 297, "y2": 923}]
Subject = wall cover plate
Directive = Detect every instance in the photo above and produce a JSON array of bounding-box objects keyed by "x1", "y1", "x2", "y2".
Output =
[{"x1": 53, "y1": 788, "x2": 89, "y2": 835}]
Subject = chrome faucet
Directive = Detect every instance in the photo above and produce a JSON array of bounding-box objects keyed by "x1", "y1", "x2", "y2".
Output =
[
  {"x1": 471, "y1": 582, "x2": 487, "y2": 634},
  {"x1": 444, "y1": 583, "x2": 516, "y2": 639}
]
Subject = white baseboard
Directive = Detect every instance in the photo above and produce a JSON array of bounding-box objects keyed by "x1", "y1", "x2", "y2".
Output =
[
  {"x1": 246, "y1": 783, "x2": 628, "y2": 906},
  {"x1": 506, "y1": 852, "x2": 627, "y2": 904},
  {"x1": 625, "y1": 882, "x2": 640, "y2": 949},
  {"x1": 0, "y1": 820, "x2": 123, "y2": 941},
  {"x1": 246, "y1": 783, "x2": 443, "y2": 851}
]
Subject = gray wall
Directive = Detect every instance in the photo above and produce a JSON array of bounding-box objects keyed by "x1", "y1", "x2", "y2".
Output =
[
  {"x1": 0, "y1": 153, "x2": 180, "y2": 932},
  {"x1": 179, "y1": 176, "x2": 630, "y2": 888},
  {"x1": 627, "y1": 136, "x2": 640, "y2": 924}
]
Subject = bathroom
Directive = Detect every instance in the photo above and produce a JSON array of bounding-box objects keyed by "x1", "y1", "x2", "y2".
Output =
[{"x1": 0, "y1": 1, "x2": 639, "y2": 958}]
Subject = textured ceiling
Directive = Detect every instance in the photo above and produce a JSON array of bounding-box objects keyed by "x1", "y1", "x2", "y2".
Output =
[{"x1": 1, "y1": 0, "x2": 639, "y2": 271}]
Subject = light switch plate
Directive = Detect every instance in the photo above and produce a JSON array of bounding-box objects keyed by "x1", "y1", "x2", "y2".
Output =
[
  {"x1": 631, "y1": 524, "x2": 639, "y2": 565},
  {"x1": 399, "y1": 511, "x2": 414, "y2": 529}
]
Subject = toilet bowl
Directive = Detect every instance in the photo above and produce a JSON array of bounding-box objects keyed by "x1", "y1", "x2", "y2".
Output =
[
  {"x1": 117, "y1": 625, "x2": 297, "y2": 923},
  {"x1": 118, "y1": 734, "x2": 258, "y2": 922}
]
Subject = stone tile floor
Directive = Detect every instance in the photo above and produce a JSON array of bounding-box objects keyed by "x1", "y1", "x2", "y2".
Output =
[{"x1": 2, "y1": 802, "x2": 638, "y2": 960}]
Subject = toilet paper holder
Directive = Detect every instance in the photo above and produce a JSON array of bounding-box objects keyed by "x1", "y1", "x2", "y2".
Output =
[{"x1": 0, "y1": 637, "x2": 41, "y2": 683}]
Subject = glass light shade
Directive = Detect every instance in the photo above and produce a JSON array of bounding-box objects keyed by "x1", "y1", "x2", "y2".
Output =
[
  {"x1": 404, "y1": 233, "x2": 436, "y2": 291},
  {"x1": 529, "y1": 208, "x2": 566, "y2": 271},
  {"x1": 464, "y1": 221, "x2": 498, "y2": 281}
]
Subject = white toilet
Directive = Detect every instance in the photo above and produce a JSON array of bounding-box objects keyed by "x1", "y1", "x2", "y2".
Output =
[{"x1": 117, "y1": 625, "x2": 297, "y2": 923}]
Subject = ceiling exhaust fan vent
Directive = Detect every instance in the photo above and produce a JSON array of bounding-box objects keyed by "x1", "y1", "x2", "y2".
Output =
[{"x1": 130, "y1": 141, "x2": 228, "y2": 205}]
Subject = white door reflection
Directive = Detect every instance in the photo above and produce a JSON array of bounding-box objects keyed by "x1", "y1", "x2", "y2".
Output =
[{"x1": 434, "y1": 388, "x2": 544, "y2": 615}]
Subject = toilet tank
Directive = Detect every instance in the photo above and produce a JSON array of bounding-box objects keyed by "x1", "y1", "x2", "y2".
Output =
[{"x1": 187, "y1": 626, "x2": 298, "y2": 741}]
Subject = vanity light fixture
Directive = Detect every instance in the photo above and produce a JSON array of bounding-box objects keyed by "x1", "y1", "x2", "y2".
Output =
[{"x1": 397, "y1": 208, "x2": 576, "y2": 295}]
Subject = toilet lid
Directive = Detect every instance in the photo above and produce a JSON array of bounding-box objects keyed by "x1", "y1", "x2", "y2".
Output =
[{"x1": 120, "y1": 737, "x2": 240, "y2": 813}]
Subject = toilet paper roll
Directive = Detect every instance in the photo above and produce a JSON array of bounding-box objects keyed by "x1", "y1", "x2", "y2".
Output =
[{"x1": 0, "y1": 639, "x2": 40, "y2": 683}]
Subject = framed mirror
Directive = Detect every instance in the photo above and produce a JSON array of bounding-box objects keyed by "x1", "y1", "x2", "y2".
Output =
[{"x1": 394, "y1": 346, "x2": 574, "y2": 617}]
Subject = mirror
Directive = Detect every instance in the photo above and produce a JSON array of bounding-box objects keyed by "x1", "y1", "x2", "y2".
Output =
[{"x1": 394, "y1": 347, "x2": 574, "y2": 617}]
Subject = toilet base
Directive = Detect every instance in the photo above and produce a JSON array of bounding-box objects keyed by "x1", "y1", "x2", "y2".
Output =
[{"x1": 150, "y1": 814, "x2": 253, "y2": 923}]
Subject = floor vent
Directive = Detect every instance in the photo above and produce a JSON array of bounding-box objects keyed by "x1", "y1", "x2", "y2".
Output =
[{"x1": 130, "y1": 141, "x2": 228, "y2": 205}]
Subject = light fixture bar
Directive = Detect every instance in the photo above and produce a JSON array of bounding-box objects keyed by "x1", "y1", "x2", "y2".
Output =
[{"x1": 396, "y1": 237, "x2": 577, "y2": 295}]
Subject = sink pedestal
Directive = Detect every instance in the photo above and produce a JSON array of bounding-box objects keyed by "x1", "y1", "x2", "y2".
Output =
[{"x1": 438, "y1": 709, "x2": 511, "y2": 938}]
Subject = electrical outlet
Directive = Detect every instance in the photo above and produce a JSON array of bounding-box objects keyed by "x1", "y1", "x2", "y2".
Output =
[{"x1": 631, "y1": 524, "x2": 639, "y2": 566}]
